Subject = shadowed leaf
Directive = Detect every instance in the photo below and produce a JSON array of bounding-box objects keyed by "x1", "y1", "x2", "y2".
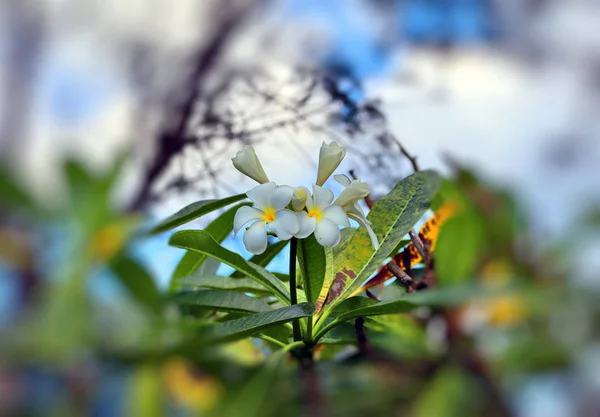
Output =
[{"x1": 172, "y1": 290, "x2": 272, "y2": 313}]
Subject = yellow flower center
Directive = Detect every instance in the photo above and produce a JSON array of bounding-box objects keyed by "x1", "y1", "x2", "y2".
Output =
[
  {"x1": 262, "y1": 208, "x2": 276, "y2": 223},
  {"x1": 308, "y1": 208, "x2": 323, "y2": 222}
]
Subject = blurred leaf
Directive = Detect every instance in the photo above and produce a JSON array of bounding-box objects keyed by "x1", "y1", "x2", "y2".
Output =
[
  {"x1": 126, "y1": 364, "x2": 165, "y2": 417},
  {"x1": 0, "y1": 165, "x2": 36, "y2": 212},
  {"x1": 170, "y1": 203, "x2": 250, "y2": 291},
  {"x1": 178, "y1": 275, "x2": 272, "y2": 295},
  {"x1": 319, "y1": 170, "x2": 441, "y2": 314},
  {"x1": 231, "y1": 240, "x2": 288, "y2": 277},
  {"x1": 317, "y1": 287, "x2": 491, "y2": 341},
  {"x1": 169, "y1": 230, "x2": 290, "y2": 303},
  {"x1": 200, "y1": 303, "x2": 314, "y2": 345},
  {"x1": 435, "y1": 214, "x2": 484, "y2": 286},
  {"x1": 63, "y1": 158, "x2": 111, "y2": 234},
  {"x1": 298, "y1": 235, "x2": 332, "y2": 304},
  {"x1": 412, "y1": 366, "x2": 479, "y2": 417},
  {"x1": 214, "y1": 351, "x2": 285, "y2": 417},
  {"x1": 149, "y1": 194, "x2": 247, "y2": 234},
  {"x1": 172, "y1": 290, "x2": 272, "y2": 313},
  {"x1": 110, "y1": 253, "x2": 163, "y2": 314}
]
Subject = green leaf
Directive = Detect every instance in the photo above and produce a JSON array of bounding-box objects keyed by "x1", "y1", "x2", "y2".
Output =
[
  {"x1": 170, "y1": 202, "x2": 250, "y2": 291},
  {"x1": 319, "y1": 170, "x2": 441, "y2": 314},
  {"x1": 169, "y1": 230, "x2": 290, "y2": 303},
  {"x1": 412, "y1": 366, "x2": 479, "y2": 417},
  {"x1": 172, "y1": 290, "x2": 272, "y2": 313},
  {"x1": 126, "y1": 364, "x2": 165, "y2": 417},
  {"x1": 0, "y1": 166, "x2": 36, "y2": 212},
  {"x1": 297, "y1": 235, "x2": 332, "y2": 304},
  {"x1": 110, "y1": 254, "x2": 162, "y2": 314},
  {"x1": 231, "y1": 240, "x2": 288, "y2": 277},
  {"x1": 200, "y1": 303, "x2": 315, "y2": 344},
  {"x1": 316, "y1": 287, "x2": 490, "y2": 342},
  {"x1": 334, "y1": 287, "x2": 488, "y2": 321},
  {"x1": 435, "y1": 213, "x2": 484, "y2": 286},
  {"x1": 214, "y1": 351, "x2": 286, "y2": 417},
  {"x1": 178, "y1": 275, "x2": 272, "y2": 295},
  {"x1": 149, "y1": 193, "x2": 247, "y2": 234}
]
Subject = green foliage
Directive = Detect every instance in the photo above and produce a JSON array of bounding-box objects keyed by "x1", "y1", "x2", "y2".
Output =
[
  {"x1": 199, "y1": 303, "x2": 315, "y2": 345},
  {"x1": 214, "y1": 352, "x2": 286, "y2": 417},
  {"x1": 178, "y1": 274, "x2": 273, "y2": 295},
  {"x1": 149, "y1": 193, "x2": 247, "y2": 234},
  {"x1": 412, "y1": 366, "x2": 479, "y2": 417},
  {"x1": 169, "y1": 230, "x2": 291, "y2": 303},
  {"x1": 230, "y1": 240, "x2": 288, "y2": 277},
  {"x1": 110, "y1": 253, "x2": 163, "y2": 314},
  {"x1": 297, "y1": 235, "x2": 333, "y2": 304},
  {"x1": 173, "y1": 290, "x2": 272, "y2": 313},
  {"x1": 435, "y1": 213, "x2": 485, "y2": 286},
  {"x1": 170, "y1": 202, "x2": 250, "y2": 291},
  {"x1": 318, "y1": 170, "x2": 441, "y2": 315}
]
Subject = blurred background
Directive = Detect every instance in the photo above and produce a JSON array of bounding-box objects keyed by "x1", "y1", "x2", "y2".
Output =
[{"x1": 1, "y1": 0, "x2": 600, "y2": 416}]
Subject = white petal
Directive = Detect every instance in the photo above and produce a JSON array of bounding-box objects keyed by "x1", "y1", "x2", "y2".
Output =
[
  {"x1": 314, "y1": 219, "x2": 341, "y2": 248},
  {"x1": 246, "y1": 182, "x2": 277, "y2": 210},
  {"x1": 270, "y1": 185, "x2": 294, "y2": 211},
  {"x1": 269, "y1": 209, "x2": 299, "y2": 240},
  {"x1": 334, "y1": 174, "x2": 352, "y2": 187},
  {"x1": 311, "y1": 185, "x2": 334, "y2": 209},
  {"x1": 294, "y1": 211, "x2": 317, "y2": 239},
  {"x1": 349, "y1": 213, "x2": 379, "y2": 250},
  {"x1": 322, "y1": 205, "x2": 350, "y2": 227},
  {"x1": 334, "y1": 180, "x2": 369, "y2": 208},
  {"x1": 233, "y1": 206, "x2": 263, "y2": 235},
  {"x1": 243, "y1": 221, "x2": 268, "y2": 254},
  {"x1": 346, "y1": 202, "x2": 369, "y2": 224}
]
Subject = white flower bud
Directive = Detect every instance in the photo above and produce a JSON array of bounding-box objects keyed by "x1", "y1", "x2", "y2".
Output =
[
  {"x1": 316, "y1": 142, "x2": 346, "y2": 186},
  {"x1": 232, "y1": 146, "x2": 270, "y2": 184}
]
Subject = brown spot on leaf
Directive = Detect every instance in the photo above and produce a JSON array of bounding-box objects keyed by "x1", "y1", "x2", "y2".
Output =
[{"x1": 342, "y1": 268, "x2": 356, "y2": 279}]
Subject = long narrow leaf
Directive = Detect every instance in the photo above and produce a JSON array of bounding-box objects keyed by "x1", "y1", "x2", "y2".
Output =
[
  {"x1": 297, "y1": 235, "x2": 332, "y2": 304},
  {"x1": 178, "y1": 275, "x2": 272, "y2": 295},
  {"x1": 200, "y1": 303, "x2": 315, "y2": 344},
  {"x1": 149, "y1": 193, "x2": 247, "y2": 234},
  {"x1": 172, "y1": 290, "x2": 272, "y2": 313},
  {"x1": 169, "y1": 230, "x2": 290, "y2": 303}
]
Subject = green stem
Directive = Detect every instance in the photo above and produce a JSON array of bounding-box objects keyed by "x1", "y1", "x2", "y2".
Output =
[
  {"x1": 282, "y1": 341, "x2": 305, "y2": 353},
  {"x1": 259, "y1": 335, "x2": 287, "y2": 348},
  {"x1": 289, "y1": 237, "x2": 302, "y2": 342},
  {"x1": 313, "y1": 318, "x2": 341, "y2": 344}
]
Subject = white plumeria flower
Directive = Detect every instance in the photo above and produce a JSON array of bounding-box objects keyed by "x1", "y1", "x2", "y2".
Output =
[
  {"x1": 295, "y1": 185, "x2": 350, "y2": 247},
  {"x1": 234, "y1": 182, "x2": 299, "y2": 254},
  {"x1": 315, "y1": 141, "x2": 346, "y2": 186},
  {"x1": 231, "y1": 146, "x2": 270, "y2": 184},
  {"x1": 334, "y1": 174, "x2": 379, "y2": 250},
  {"x1": 291, "y1": 186, "x2": 309, "y2": 211}
]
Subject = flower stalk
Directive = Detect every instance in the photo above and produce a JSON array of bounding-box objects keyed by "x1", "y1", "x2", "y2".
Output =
[{"x1": 289, "y1": 237, "x2": 302, "y2": 342}]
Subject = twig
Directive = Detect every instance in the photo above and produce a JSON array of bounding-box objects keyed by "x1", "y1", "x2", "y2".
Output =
[
  {"x1": 387, "y1": 263, "x2": 416, "y2": 293},
  {"x1": 390, "y1": 134, "x2": 420, "y2": 173},
  {"x1": 129, "y1": 1, "x2": 254, "y2": 210}
]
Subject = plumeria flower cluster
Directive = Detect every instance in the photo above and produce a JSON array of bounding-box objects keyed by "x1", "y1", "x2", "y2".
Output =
[{"x1": 232, "y1": 142, "x2": 378, "y2": 254}]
